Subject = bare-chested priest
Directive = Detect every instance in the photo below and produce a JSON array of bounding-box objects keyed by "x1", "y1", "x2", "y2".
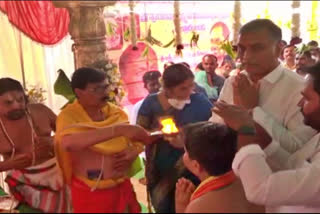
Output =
[
  {"x1": 55, "y1": 67, "x2": 152, "y2": 213},
  {"x1": 0, "y1": 78, "x2": 71, "y2": 213}
]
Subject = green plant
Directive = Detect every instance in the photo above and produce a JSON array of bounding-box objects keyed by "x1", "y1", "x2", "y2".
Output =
[
  {"x1": 296, "y1": 44, "x2": 312, "y2": 56},
  {"x1": 54, "y1": 61, "x2": 125, "y2": 109},
  {"x1": 219, "y1": 40, "x2": 237, "y2": 60}
]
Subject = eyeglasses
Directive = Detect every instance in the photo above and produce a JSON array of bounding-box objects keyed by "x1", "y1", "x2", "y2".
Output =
[{"x1": 87, "y1": 84, "x2": 109, "y2": 94}]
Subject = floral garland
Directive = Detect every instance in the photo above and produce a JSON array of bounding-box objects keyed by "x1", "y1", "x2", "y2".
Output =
[
  {"x1": 25, "y1": 85, "x2": 46, "y2": 104},
  {"x1": 129, "y1": 0, "x2": 138, "y2": 50},
  {"x1": 90, "y1": 60, "x2": 126, "y2": 106},
  {"x1": 174, "y1": 0, "x2": 183, "y2": 56},
  {"x1": 291, "y1": 0, "x2": 301, "y2": 38},
  {"x1": 232, "y1": 1, "x2": 241, "y2": 44}
]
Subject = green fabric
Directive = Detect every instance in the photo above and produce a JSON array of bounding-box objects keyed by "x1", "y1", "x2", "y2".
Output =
[
  {"x1": 133, "y1": 168, "x2": 145, "y2": 180},
  {"x1": 140, "y1": 203, "x2": 148, "y2": 213},
  {"x1": 17, "y1": 204, "x2": 42, "y2": 213},
  {"x1": 195, "y1": 70, "x2": 219, "y2": 99},
  {"x1": 128, "y1": 156, "x2": 143, "y2": 178},
  {"x1": 0, "y1": 187, "x2": 7, "y2": 196},
  {"x1": 0, "y1": 187, "x2": 41, "y2": 213},
  {"x1": 133, "y1": 157, "x2": 145, "y2": 180}
]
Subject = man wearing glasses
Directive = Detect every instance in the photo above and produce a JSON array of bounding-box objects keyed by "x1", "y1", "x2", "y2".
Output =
[{"x1": 55, "y1": 67, "x2": 152, "y2": 213}]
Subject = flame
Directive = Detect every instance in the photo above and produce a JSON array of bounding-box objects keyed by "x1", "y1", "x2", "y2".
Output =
[{"x1": 160, "y1": 118, "x2": 179, "y2": 134}]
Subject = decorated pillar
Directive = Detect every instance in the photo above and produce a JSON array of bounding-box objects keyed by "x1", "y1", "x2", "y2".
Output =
[
  {"x1": 291, "y1": 0, "x2": 301, "y2": 38},
  {"x1": 174, "y1": 0, "x2": 183, "y2": 56},
  {"x1": 128, "y1": 0, "x2": 138, "y2": 50},
  {"x1": 232, "y1": 1, "x2": 241, "y2": 44},
  {"x1": 53, "y1": 1, "x2": 117, "y2": 69}
]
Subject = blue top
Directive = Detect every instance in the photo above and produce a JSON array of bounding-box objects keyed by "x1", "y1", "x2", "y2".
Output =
[
  {"x1": 138, "y1": 92, "x2": 213, "y2": 130},
  {"x1": 137, "y1": 93, "x2": 213, "y2": 213}
]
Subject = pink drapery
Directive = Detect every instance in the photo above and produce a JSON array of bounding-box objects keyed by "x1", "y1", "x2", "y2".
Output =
[{"x1": 0, "y1": 1, "x2": 69, "y2": 45}]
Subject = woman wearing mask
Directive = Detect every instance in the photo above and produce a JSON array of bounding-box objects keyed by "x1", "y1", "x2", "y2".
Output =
[{"x1": 137, "y1": 64, "x2": 213, "y2": 213}]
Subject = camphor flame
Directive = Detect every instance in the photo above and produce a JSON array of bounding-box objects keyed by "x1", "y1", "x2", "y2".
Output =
[{"x1": 160, "y1": 117, "x2": 179, "y2": 134}]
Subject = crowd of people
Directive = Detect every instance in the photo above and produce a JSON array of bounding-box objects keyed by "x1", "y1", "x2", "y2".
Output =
[{"x1": 1, "y1": 18, "x2": 320, "y2": 213}]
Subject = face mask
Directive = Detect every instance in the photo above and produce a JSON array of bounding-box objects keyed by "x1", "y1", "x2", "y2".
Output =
[
  {"x1": 168, "y1": 99, "x2": 191, "y2": 110},
  {"x1": 312, "y1": 55, "x2": 319, "y2": 61},
  {"x1": 235, "y1": 62, "x2": 242, "y2": 69}
]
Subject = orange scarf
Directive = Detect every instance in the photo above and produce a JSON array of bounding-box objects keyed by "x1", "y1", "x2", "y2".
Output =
[{"x1": 190, "y1": 171, "x2": 236, "y2": 202}]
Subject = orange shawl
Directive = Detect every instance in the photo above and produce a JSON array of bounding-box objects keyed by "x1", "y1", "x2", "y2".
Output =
[{"x1": 190, "y1": 171, "x2": 236, "y2": 202}]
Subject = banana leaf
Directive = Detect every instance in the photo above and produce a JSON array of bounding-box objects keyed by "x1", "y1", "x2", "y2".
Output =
[
  {"x1": 142, "y1": 46, "x2": 149, "y2": 58},
  {"x1": 162, "y1": 38, "x2": 175, "y2": 48},
  {"x1": 285, "y1": 21, "x2": 292, "y2": 30},
  {"x1": 296, "y1": 44, "x2": 311, "y2": 55},
  {"x1": 151, "y1": 37, "x2": 163, "y2": 47},
  {"x1": 124, "y1": 28, "x2": 130, "y2": 41},
  {"x1": 190, "y1": 31, "x2": 200, "y2": 48},
  {"x1": 143, "y1": 26, "x2": 163, "y2": 47},
  {"x1": 220, "y1": 40, "x2": 237, "y2": 60},
  {"x1": 106, "y1": 21, "x2": 117, "y2": 37},
  {"x1": 54, "y1": 69, "x2": 76, "y2": 106},
  {"x1": 145, "y1": 36, "x2": 154, "y2": 45}
]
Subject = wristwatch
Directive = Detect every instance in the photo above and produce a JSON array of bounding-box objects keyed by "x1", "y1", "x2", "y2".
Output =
[{"x1": 238, "y1": 125, "x2": 256, "y2": 136}]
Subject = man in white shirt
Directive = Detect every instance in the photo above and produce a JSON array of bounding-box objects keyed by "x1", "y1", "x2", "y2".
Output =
[
  {"x1": 212, "y1": 62, "x2": 320, "y2": 213},
  {"x1": 130, "y1": 70, "x2": 161, "y2": 125},
  {"x1": 210, "y1": 19, "x2": 316, "y2": 156}
]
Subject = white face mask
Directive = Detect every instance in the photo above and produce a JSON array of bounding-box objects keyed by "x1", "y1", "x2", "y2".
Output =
[
  {"x1": 312, "y1": 55, "x2": 319, "y2": 61},
  {"x1": 168, "y1": 98, "x2": 191, "y2": 110}
]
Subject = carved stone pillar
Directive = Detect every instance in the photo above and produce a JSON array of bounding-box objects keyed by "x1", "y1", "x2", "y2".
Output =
[{"x1": 53, "y1": 1, "x2": 117, "y2": 69}]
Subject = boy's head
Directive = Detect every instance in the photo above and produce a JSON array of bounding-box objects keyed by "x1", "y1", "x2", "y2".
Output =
[
  {"x1": 142, "y1": 70, "x2": 162, "y2": 94},
  {"x1": 182, "y1": 122, "x2": 237, "y2": 178}
]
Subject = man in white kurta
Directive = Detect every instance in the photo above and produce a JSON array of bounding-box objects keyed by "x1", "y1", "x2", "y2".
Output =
[
  {"x1": 210, "y1": 19, "x2": 317, "y2": 213},
  {"x1": 210, "y1": 20, "x2": 316, "y2": 155},
  {"x1": 213, "y1": 63, "x2": 320, "y2": 213}
]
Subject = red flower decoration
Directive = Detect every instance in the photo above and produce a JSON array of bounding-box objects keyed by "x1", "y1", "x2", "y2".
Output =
[{"x1": 177, "y1": 44, "x2": 184, "y2": 50}]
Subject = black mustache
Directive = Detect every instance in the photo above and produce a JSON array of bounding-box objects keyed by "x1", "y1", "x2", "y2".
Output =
[{"x1": 7, "y1": 109, "x2": 26, "y2": 120}]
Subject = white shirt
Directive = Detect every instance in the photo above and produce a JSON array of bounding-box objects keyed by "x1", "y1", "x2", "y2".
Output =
[
  {"x1": 129, "y1": 99, "x2": 146, "y2": 160},
  {"x1": 129, "y1": 99, "x2": 144, "y2": 125},
  {"x1": 233, "y1": 133, "x2": 320, "y2": 213},
  {"x1": 210, "y1": 64, "x2": 317, "y2": 154}
]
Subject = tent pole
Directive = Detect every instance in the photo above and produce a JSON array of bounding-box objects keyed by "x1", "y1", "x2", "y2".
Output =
[{"x1": 18, "y1": 31, "x2": 26, "y2": 89}]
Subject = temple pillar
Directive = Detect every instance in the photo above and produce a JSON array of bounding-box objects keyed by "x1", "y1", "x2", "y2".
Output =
[{"x1": 53, "y1": 1, "x2": 117, "y2": 69}]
